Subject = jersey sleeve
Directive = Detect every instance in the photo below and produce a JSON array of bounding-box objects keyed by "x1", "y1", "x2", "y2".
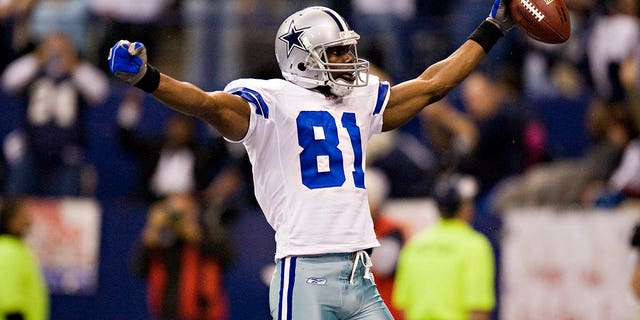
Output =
[
  {"x1": 223, "y1": 79, "x2": 272, "y2": 144},
  {"x1": 367, "y1": 78, "x2": 391, "y2": 139}
]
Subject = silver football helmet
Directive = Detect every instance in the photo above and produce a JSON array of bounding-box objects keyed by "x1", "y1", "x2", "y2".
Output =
[{"x1": 275, "y1": 6, "x2": 369, "y2": 97}]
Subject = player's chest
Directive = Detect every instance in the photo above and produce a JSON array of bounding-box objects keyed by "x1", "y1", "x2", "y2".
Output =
[
  {"x1": 273, "y1": 102, "x2": 372, "y2": 190},
  {"x1": 274, "y1": 102, "x2": 371, "y2": 146}
]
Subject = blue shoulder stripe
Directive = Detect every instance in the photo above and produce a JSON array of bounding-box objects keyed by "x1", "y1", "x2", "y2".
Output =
[
  {"x1": 373, "y1": 81, "x2": 390, "y2": 115},
  {"x1": 229, "y1": 87, "x2": 269, "y2": 119}
]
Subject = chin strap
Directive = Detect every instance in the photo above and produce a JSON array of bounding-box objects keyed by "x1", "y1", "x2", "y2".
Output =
[{"x1": 329, "y1": 80, "x2": 353, "y2": 97}]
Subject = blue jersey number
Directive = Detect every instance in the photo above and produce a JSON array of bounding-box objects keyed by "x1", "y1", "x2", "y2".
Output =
[{"x1": 296, "y1": 111, "x2": 365, "y2": 189}]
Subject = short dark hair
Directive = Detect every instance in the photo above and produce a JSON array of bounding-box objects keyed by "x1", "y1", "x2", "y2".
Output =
[
  {"x1": 434, "y1": 183, "x2": 462, "y2": 219},
  {"x1": 432, "y1": 174, "x2": 478, "y2": 219}
]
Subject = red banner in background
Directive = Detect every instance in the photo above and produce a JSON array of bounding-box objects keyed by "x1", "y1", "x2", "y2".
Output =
[{"x1": 25, "y1": 197, "x2": 102, "y2": 295}]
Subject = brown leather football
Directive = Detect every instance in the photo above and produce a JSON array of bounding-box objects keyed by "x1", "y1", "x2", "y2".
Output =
[{"x1": 509, "y1": 0, "x2": 571, "y2": 44}]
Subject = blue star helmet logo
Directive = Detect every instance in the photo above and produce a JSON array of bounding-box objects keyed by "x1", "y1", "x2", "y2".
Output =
[{"x1": 278, "y1": 21, "x2": 309, "y2": 57}]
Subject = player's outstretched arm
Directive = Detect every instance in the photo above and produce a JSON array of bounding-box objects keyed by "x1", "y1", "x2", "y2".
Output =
[
  {"x1": 381, "y1": 0, "x2": 512, "y2": 132},
  {"x1": 108, "y1": 41, "x2": 250, "y2": 141}
]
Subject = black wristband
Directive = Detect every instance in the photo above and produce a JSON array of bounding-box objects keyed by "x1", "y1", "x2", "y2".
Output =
[
  {"x1": 468, "y1": 20, "x2": 503, "y2": 53},
  {"x1": 134, "y1": 64, "x2": 161, "y2": 93}
]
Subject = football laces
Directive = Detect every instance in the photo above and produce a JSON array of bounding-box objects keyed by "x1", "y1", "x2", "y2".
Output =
[{"x1": 519, "y1": 0, "x2": 545, "y2": 22}]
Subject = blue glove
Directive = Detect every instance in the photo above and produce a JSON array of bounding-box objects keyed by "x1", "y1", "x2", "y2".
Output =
[
  {"x1": 486, "y1": 0, "x2": 514, "y2": 34},
  {"x1": 108, "y1": 40, "x2": 149, "y2": 85}
]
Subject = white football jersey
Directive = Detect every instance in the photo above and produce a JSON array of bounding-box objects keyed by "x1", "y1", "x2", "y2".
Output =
[{"x1": 224, "y1": 75, "x2": 391, "y2": 259}]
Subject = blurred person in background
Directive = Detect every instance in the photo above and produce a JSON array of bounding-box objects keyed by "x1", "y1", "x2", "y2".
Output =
[
  {"x1": 594, "y1": 56, "x2": 640, "y2": 205},
  {"x1": 365, "y1": 63, "x2": 480, "y2": 200},
  {"x1": 455, "y1": 70, "x2": 543, "y2": 194},
  {"x1": 493, "y1": 98, "x2": 638, "y2": 211},
  {"x1": 519, "y1": 0, "x2": 596, "y2": 161},
  {"x1": 1, "y1": 32, "x2": 109, "y2": 196},
  {"x1": 417, "y1": 98, "x2": 480, "y2": 180},
  {"x1": 201, "y1": 147, "x2": 257, "y2": 229},
  {"x1": 116, "y1": 93, "x2": 229, "y2": 203},
  {"x1": 393, "y1": 174, "x2": 495, "y2": 320},
  {"x1": 365, "y1": 168, "x2": 405, "y2": 320},
  {"x1": 131, "y1": 193, "x2": 230, "y2": 320},
  {"x1": 0, "y1": 197, "x2": 49, "y2": 320},
  {"x1": 494, "y1": 50, "x2": 640, "y2": 210},
  {"x1": 601, "y1": 42, "x2": 640, "y2": 204},
  {"x1": 522, "y1": 0, "x2": 594, "y2": 101},
  {"x1": 587, "y1": 0, "x2": 639, "y2": 103},
  {"x1": 366, "y1": 95, "x2": 480, "y2": 200}
]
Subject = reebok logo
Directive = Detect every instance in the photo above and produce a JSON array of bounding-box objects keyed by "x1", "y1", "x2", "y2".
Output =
[{"x1": 306, "y1": 277, "x2": 327, "y2": 285}]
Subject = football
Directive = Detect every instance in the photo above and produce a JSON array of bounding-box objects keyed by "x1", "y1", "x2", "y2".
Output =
[{"x1": 509, "y1": 0, "x2": 571, "y2": 44}]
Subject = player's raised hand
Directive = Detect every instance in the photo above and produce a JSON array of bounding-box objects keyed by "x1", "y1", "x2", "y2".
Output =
[
  {"x1": 486, "y1": 0, "x2": 513, "y2": 34},
  {"x1": 108, "y1": 40, "x2": 148, "y2": 85},
  {"x1": 108, "y1": 40, "x2": 160, "y2": 93}
]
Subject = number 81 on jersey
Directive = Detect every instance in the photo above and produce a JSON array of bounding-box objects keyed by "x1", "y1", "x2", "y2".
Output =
[{"x1": 296, "y1": 111, "x2": 365, "y2": 190}]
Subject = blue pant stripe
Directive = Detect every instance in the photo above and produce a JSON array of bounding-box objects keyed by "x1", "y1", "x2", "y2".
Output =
[
  {"x1": 287, "y1": 257, "x2": 297, "y2": 320},
  {"x1": 278, "y1": 257, "x2": 297, "y2": 320}
]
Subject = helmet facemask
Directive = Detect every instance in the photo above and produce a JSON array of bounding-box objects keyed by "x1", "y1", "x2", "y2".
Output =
[{"x1": 304, "y1": 35, "x2": 369, "y2": 97}]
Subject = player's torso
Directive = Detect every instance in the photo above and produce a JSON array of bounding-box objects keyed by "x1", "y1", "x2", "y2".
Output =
[{"x1": 225, "y1": 78, "x2": 386, "y2": 257}]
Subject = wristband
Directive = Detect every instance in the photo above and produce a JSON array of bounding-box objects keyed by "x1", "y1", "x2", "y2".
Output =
[
  {"x1": 468, "y1": 20, "x2": 503, "y2": 53},
  {"x1": 134, "y1": 64, "x2": 161, "y2": 93}
]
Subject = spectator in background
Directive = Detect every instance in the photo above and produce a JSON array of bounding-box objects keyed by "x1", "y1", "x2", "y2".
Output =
[
  {"x1": 393, "y1": 174, "x2": 495, "y2": 320},
  {"x1": 620, "y1": 36, "x2": 640, "y2": 124},
  {"x1": 202, "y1": 148, "x2": 257, "y2": 229},
  {"x1": 116, "y1": 94, "x2": 229, "y2": 202},
  {"x1": 522, "y1": 0, "x2": 594, "y2": 101},
  {"x1": 587, "y1": 0, "x2": 639, "y2": 102},
  {"x1": 366, "y1": 63, "x2": 480, "y2": 199},
  {"x1": 368, "y1": 129, "x2": 440, "y2": 198},
  {"x1": 1, "y1": 32, "x2": 109, "y2": 196},
  {"x1": 604, "y1": 44, "x2": 640, "y2": 203},
  {"x1": 520, "y1": 0, "x2": 595, "y2": 159},
  {"x1": 131, "y1": 193, "x2": 230, "y2": 320},
  {"x1": 365, "y1": 168, "x2": 405, "y2": 320},
  {"x1": 456, "y1": 70, "x2": 543, "y2": 194},
  {"x1": 369, "y1": 97, "x2": 482, "y2": 199},
  {"x1": 0, "y1": 197, "x2": 49, "y2": 320},
  {"x1": 419, "y1": 98, "x2": 480, "y2": 175},
  {"x1": 493, "y1": 98, "x2": 638, "y2": 211}
]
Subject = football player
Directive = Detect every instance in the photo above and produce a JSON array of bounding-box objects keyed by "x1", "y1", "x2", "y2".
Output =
[{"x1": 108, "y1": 2, "x2": 513, "y2": 319}]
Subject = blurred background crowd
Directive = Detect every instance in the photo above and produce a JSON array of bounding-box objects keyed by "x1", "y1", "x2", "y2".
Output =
[{"x1": 0, "y1": 0, "x2": 639, "y2": 319}]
